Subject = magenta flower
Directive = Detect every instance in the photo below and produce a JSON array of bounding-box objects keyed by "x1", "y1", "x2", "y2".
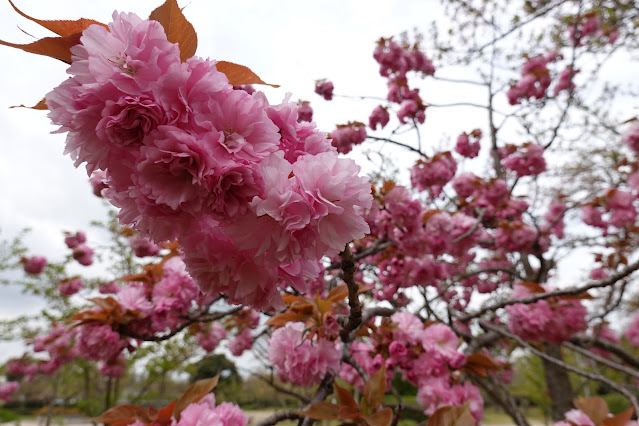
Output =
[{"x1": 23, "y1": 256, "x2": 47, "y2": 275}]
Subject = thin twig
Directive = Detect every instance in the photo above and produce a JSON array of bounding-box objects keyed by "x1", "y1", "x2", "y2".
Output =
[{"x1": 458, "y1": 258, "x2": 639, "y2": 321}]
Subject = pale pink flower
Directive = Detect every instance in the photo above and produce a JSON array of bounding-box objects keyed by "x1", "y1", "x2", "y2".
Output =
[
  {"x1": 118, "y1": 282, "x2": 152, "y2": 315},
  {"x1": 268, "y1": 322, "x2": 341, "y2": 386},
  {"x1": 563, "y1": 409, "x2": 595, "y2": 426}
]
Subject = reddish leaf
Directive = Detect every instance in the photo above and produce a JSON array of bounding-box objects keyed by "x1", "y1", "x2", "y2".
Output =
[
  {"x1": 426, "y1": 405, "x2": 475, "y2": 426},
  {"x1": 93, "y1": 404, "x2": 156, "y2": 426},
  {"x1": 297, "y1": 402, "x2": 341, "y2": 420},
  {"x1": 216, "y1": 61, "x2": 279, "y2": 87},
  {"x1": 174, "y1": 375, "x2": 219, "y2": 421},
  {"x1": 149, "y1": 0, "x2": 197, "y2": 62},
  {"x1": 363, "y1": 407, "x2": 394, "y2": 426},
  {"x1": 290, "y1": 303, "x2": 315, "y2": 316},
  {"x1": 0, "y1": 32, "x2": 81, "y2": 63},
  {"x1": 518, "y1": 281, "x2": 546, "y2": 294},
  {"x1": 8, "y1": 0, "x2": 106, "y2": 36},
  {"x1": 464, "y1": 353, "x2": 501, "y2": 378},
  {"x1": 574, "y1": 397, "x2": 609, "y2": 426},
  {"x1": 315, "y1": 296, "x2": 333, "y2": 315},
  {"x1": 10, "y1": 97, "x2": 47, "y2": 110},
  {"x1": 363, "y1": 365, "x2": 387, "y2": 412},
  {"x1": 88, "y1": 296, "x2": 117, "y2": 309},
  {"x1": 602, "y1": 407, "x2": 634, "y2": 426},
  {"x1": 266, "y1": 311, "x2": 311, "y2": 327},
  {"x1": 559, "y1": 291, "x2": 594, "y2": 300},
  {"x1": 327, "y1": 284, "x2": 349, "y2": 302},
  {"x1": 282, "y1": 294, "x2": 309, "y2": 306},
  {"x1": 156, "y1": 400, "x2": 176, "y2": 425},
  {"x1": 335, "y1": 382, "x2": 361, "y2": 419}
]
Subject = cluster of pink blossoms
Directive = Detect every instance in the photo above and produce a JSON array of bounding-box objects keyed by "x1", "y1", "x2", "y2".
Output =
[
  {"x1": 455, "y1": 129, "x2": 482, "y2": 159},
  {"x1": 373, "y1": 38, "x2": 435, "y2": 79},
  {"x1": 329, "y1": 122, "x2": 367, "y2": 154},
  {"x1": 567, "y1": 13, "x2": 619, "y2": 46},
  {"x1": 582, "y1": 188, "x2": 638, "y2": 232},
  {"x1": 500, "y1": 142, "x2": 547, "y2": 177},
  {"x1": 196, "y1": 322, "x2": 227, "y2": 352},
  {"x1": 64, "y1": 230, "x2": 94, "y2": 266},
  {"x1": 553, "y1": 67, "x2": 578, "y2": 96},
  {"x1": 129, "y1": 394, "x2": 247, "y2": 426},
  {"x1": 314, "y1": 79, "x2": 334, "y2": 100},
  {"x1": 46, "y1": 12, "x2": 372, "y2": 310},
  {"x1": 268, "y1": 322, "x2": 341, "y2": 386},
  {"x1": 507, "y1": 52, "x2": 556, "y2": 105},
  {"x1": 22, "y1": 255, "x2": 47, "y2": 275},
  {"x1": 368, "y1": 105, "x2": 390, "y2": 130},
  {"x1": 410, "y1": 152, "x2": 457, "y2": 197},
  {"x1": 505, "y1": 283, "x2": 587, "y2": 343},
  {"x1": 339, "y1": 312, "x2": 483, "y2": 422},
  {"x1": 58, "y1": 277, "x2": 83, "y2": 296}
]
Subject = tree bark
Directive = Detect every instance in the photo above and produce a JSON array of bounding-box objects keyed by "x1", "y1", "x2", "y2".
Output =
[{"x1": 542, "y1": 343, "x2": 574, "y2": 421}]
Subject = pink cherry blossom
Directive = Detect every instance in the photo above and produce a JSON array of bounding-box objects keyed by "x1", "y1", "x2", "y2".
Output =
[
  {"x1": 129, "y1": 235, "x2": 162, "y2": 257},
  {"x1": 369, "y1": 105, "x2": 390, "y2": 130},
  {"x1": 228, "y1": 328, "x2": 253, "y2": 357},
  {"x1": 22, "y1": 256, "x2": 47, "y2": 275},
  {"x1": 64, "y1": 231, "x2": 87, "y2": 249},
  {"x1": 315, "y1": 79, "x2": 334, "y2": 100},
  {"x1": 268, "y1": 322, "x2": 341, "y2": 386},
  {"x1": 197, "y1": 322, "x2": 227, "y2": 352},
  {"x1": 59, "y1": 278, "x2": 83, "y2": 296},
  {"x1": 72, "y1": 243, "x2": 94, "y2": 266},
  {"x1": 330, "y1": 123, "x2": 367, "y2": 154}
]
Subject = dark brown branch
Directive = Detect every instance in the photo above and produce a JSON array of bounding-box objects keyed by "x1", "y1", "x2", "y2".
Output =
[
  {"x1": 570, "y1": 335, "x2": 639, "y2": 370},
  {"x1": 339, "y1": 246, "x2": 363, "y2": 342},
  {"x1": 122, "y1": 305, "x2": 243, "y2": 342},
  {"x1": 300, "y1": 372, "x2": 336, "y2": 426},
  {"x1": 563, "y1": 341, "x2": 639, "y2": 379},
  {"x1": 480, "y1": 321, "x2": 639, "y2": 414},
  {"x1": 329, "y1": 239, "x2": 393, "y2": 270},
  {"x1": 458, "y1": 258, "x2": 639, "y2": 321},
  {"x1": 366, "y1": 135, "x2": 425, "y2": 156}
]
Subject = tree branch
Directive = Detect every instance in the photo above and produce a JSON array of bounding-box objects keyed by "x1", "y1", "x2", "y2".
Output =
[{"x1": 458, "y1": 258, "x2": 639, "y2": 321}]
